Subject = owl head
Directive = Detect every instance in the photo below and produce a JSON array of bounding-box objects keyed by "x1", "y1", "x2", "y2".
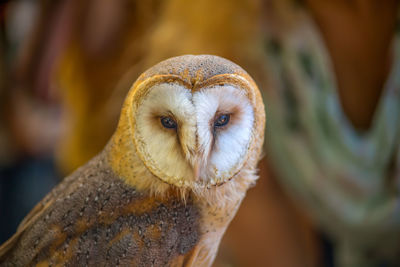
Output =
[{"x1": 108, "y1": 55, "x2": 265, "y2": 197}]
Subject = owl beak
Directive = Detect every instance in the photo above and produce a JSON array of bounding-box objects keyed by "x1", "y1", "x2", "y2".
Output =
[
  {"x1": 193, "y1": 161, "x2": 200, "y2": 181},
  {"x1": 182, "y1": 144, "x2": 203, "y2": 182},
  {"x1": 181, "y1": 139, "x2": 207, "y2": 182}
]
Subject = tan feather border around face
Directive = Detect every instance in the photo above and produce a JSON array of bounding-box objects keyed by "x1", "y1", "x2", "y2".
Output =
[{"x1": 125, "y1": 72, "x2": 262, "y2": 189}]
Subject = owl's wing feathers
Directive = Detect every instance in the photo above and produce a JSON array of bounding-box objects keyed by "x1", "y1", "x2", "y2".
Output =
[
  {"x1": 0, "y1": 199, "x2": 54, "y2": 262},
  {"x1": 0, "y1": 153, "x2": 201, "y2": 266},
  {"x1": 0, "y1": 156, "x2": 83, "y2": 263}
]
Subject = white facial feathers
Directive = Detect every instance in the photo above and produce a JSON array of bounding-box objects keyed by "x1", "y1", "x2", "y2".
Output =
[
  {"x1": 134, "y1": 82, "x2": 254, "y2": 188},
  {"x1": 135, "y1": 84, "x2": 196, "y2": 186},
  {"x1": 193, "y1": 86, "x2": 254, "y2": 183}
]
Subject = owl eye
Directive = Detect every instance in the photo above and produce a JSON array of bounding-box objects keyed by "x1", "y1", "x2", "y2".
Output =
[
  {"x1": 214, "y1": 114, "x2": 230, "y2": 127},
  {"x1": 160, "y1": 116, "x2": 177, "y2": 129}
]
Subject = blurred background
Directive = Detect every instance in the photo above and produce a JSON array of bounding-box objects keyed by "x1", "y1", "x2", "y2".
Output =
[{"x1": 0, "y1": 0, "x2": 399, "y2": 266}]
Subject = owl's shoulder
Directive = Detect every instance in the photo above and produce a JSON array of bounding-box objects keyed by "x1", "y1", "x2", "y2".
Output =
[{"x1": 1, "y1": 153, "x2": 201, "y2": 266}]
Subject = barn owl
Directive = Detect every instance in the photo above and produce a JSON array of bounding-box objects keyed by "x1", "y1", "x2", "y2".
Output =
[{"x1": 0, "y1": 55, "x2": 265, "y2": 266}]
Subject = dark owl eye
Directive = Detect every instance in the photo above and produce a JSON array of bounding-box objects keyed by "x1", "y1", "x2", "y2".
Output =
[
  {"x1": 214, "y1": 114, "x2": 230, "y2": 127},
  {"x1": 160, "y1": 116, "x2": 177, "y2": 129}
]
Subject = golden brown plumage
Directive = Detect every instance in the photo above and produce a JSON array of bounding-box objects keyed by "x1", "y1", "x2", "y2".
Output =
[{"x1": 0, "y1": 55, "x2": 265, "y2": 266}]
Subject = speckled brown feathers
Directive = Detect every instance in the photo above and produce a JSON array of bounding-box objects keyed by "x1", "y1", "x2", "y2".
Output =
[{"x1": 0, "y1": 152, "x2": 200, "y2": 266}]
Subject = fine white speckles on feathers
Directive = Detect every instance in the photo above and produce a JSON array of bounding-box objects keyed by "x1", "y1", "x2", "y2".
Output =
[{"x1": 133, "y1": 82, "x2": 254, "y2": 192}]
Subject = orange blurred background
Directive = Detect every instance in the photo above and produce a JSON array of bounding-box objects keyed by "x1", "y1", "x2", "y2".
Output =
[{"x1": 0, "y1": 1, "x2": 399, "y2": 266}]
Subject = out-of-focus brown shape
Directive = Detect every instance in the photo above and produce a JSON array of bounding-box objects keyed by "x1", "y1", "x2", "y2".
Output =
[
  {"x1": 0, "y1": 3, "x2": 10, "y2": 163},
  {"x1": 305, "y1": 0, "x2": 398, "y2": 130},
  {"x1": 50, "y1": 0, "x2": 164, "y2": 174},
  {"x1": 144, "y1": 0, "x2": 262, "y2": 69}
]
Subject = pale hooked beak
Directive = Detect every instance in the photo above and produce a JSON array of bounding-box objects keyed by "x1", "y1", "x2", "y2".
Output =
[
  {"x1": 181, "y1": 146, "x2": 203, "y2": 182},
  {"x1": 179, "y1": 130, "x2": 211, "y2": 183},
  {"x1": 193, "y1": 161, "x2": 200, "y2": 181}
]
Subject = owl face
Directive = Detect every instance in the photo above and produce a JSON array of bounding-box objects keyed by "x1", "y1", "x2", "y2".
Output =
[{"x1": 132, "y1": 81, "x2": 255, "y2": 189}]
